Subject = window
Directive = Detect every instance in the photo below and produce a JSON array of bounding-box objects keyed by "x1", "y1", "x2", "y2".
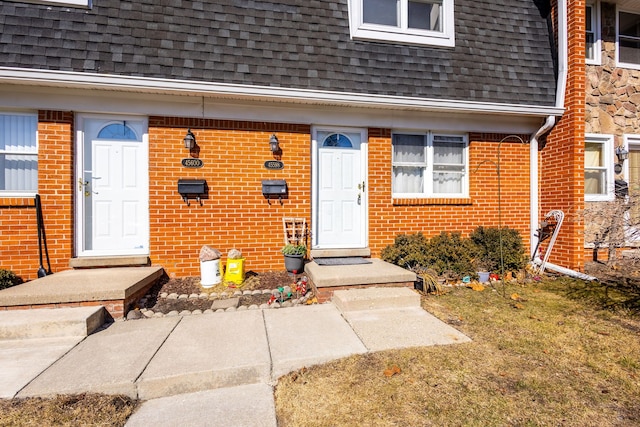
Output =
[
  {"x1": 586, "y1": 2, "x2": 601, "y2": 64},
  {"x1": 349, "y1": 0, "x2": 455, "y2": 47},
  {"x1": 585, "y1": 134, "x2": 614, "y2": 201},
  {"x1": 618, "y1": 10, "x2": 640, "y2": 68},
  {"x1": 392, "y1": 132, "x2": 467, "y2": 197},
  {"x1": 0, "y1": 113, "x2": 38, "y2": 195},
  {"x1": 4, "y1": 0, "x2": 91, "y2": 8}
]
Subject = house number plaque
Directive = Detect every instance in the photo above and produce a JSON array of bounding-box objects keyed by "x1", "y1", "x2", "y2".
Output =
[
  {"x1": 181, "y1": 158, "x2": 204, "y2": 168},
  {"x1": 264, "y1": 160, "x2": 284, "y2": 170}
]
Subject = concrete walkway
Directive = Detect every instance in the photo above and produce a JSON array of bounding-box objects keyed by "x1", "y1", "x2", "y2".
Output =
[{"x1": 0, "y1": 287, "x2": 471, "y2": 426}]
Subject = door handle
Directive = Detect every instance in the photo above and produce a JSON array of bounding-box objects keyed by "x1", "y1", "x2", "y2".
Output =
[{"x1": 357, "y1": 193, "x2": 361, "y2": 205}]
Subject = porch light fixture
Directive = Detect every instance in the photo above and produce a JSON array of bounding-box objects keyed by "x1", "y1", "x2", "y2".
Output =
[
  {"x1": 183, "y1": 128, "x2": 196, "y2": 150},
  {"x1": 269, "y1": 134, "x2": 280, "y2": 153},
  {"x1": 616, "y1": 145, "x2": 629, "y2": 162}
]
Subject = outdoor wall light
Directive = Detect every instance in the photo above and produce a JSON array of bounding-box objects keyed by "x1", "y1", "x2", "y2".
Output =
[
  {"x1": 269, "y1": 134, "x2": 280, "y2": 153},
  {"x1": 616, "y1": 145, "x2": 629, "y2": 163},
  {"x1": 183, "y1": 128, "x2": 196, "y2": 150}
]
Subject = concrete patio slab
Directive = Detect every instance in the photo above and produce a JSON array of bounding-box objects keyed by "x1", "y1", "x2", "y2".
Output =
[
  {"x1": 342, "y1": 307, "x2": 472, "y2": 352},
  {"x1": 0, "y1": 336, "x2": 83, "y2": 399},
  {"x1": 0, "y1": 306, "x2": 106, "y2": 339},
  {"x1": 264, "y1": 304, "x2": 368, "y2": 379},
  {"x1": 17, "y1": 316, "x2": 180, "y2": 399},
  {"x1": 125, "y1": 383, "x2": 277, "y2": 427},
  {"x1": 136, "y1": 310, "x2": 271, "y2": 400},
  {"x1": 0, "y1": 267, "x2": 163, "y2": 306}
]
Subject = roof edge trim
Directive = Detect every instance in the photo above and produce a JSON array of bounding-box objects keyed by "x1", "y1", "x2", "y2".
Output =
[{"x1": 0, "y1": 67, "x2": 564, "y2": 117}]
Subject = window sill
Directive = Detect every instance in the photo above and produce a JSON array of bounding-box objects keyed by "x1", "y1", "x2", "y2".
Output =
[
  {"x1": 0, "y1": 196, "x2": 36, "y2": 207},
  {"x1": 393, "y1": 197, "x2": 472, "y2": 206}
]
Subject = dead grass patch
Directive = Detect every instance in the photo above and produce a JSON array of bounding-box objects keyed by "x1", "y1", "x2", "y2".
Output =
[
  {"x1": 0, "y1": 393, "x2": 136, "y2": 427},
  {"x1": 275, "y1": 280, "x2": 640, "y2": 426}
]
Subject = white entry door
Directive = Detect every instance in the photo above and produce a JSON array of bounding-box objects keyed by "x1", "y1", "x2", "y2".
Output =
[
  {"x1": 313, "y1": 129, "x2": 367, "y2": 248},
  {"x1": 76, "y1": 117, "x2": 149, "y2": 256}
]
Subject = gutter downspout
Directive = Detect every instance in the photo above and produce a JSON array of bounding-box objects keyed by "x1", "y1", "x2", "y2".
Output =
[{"x1": 529, "y1": 0, "x2": 568, "y2": 259}]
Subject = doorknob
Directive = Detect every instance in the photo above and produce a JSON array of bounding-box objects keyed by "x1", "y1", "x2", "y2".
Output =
[{"x1": 78, "y1": 178, "x2": 89, "y2": 191}]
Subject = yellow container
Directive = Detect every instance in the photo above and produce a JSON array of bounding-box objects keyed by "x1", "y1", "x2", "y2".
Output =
[{"x1": 224, "y1": 258, "x2": 245, "y2": 285}]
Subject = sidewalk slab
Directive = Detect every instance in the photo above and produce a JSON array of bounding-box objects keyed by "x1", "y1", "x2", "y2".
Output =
[
  {"x1": 136, "y1": 310, "x2": 271, "y2": 400},
  {"x1": 17, "y1": 316, "x2": 180, "y2": 399},
  {"x1": 0, "y1": 336, "x2": 83, "y2": 399},
  {"x1": 264, "y1": 304, "x2": 368, "y2": 380},
  {"x1": 342, "y1": 307, "x2": 471, "y2": 352},
  {"x1": 125, "y1": 383, "x2": 276, "y2": 427},
  {"x1": 0, "y1": 306, "x2": 106, "y2": 339},
  {"x1": 332, "y1": 287, "x2": 420, "y2": 312}
]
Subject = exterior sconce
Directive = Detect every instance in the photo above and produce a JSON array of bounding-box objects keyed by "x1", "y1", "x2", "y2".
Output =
[
  {"x1": 616, "y1": 145, "x2": 629, "y2": 163},
  {"x1": 183, "y1": 128, "x2": 196, "y2": 150},
  {"x1": 269, "y1": 134, "x2": 280, "y2": 153}
]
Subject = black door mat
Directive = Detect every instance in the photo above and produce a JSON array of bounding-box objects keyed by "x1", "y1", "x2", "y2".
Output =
[{"x1": 313, "y1": 257, "x2": 373, "y2": 266}]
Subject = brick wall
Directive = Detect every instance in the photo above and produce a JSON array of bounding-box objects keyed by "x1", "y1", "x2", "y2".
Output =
[
  {"x1": 148, "y1": 117, "x2": 311, "y2": 277},
  {"x1": 2, "y1": 113, "x2": 536, "y2": 281},
  {"x1": 540, "y1": 0, "x2": 586, "y2": 271},
  {"x1": 0, "y1": 111, "x2": 74, "y2": 282},
  {"x1": 368, "y1": 130, "x2": 533, "y2": 258}
]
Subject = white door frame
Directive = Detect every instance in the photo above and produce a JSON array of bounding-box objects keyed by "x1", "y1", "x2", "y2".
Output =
[
  {"x1": 311, "y1": 126, "x2": 368, "y2": 249},
  {"x1": 74, "y1": 114, "x2": 150, "y2": 257}
]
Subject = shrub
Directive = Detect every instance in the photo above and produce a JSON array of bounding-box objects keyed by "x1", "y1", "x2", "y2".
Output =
[
  {"x1": 469, "y1": 226, "x2": 527, "y2": 273},
  {"x1": 0, "y1": 269, "x2": 22, "y2": 290},
  {"x1": 381, "y1": 232, "x2": 475, "y2": 276}
]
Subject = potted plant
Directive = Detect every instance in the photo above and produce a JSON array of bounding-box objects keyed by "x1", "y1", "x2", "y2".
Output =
[{"x1": 282, "y1": 243, "x2": 306, "y2": 273}]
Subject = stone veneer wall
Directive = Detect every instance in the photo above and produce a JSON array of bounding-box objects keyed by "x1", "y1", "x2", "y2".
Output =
[{"x1": 586, "y1": 3, "x2": 640, "y2": 142}]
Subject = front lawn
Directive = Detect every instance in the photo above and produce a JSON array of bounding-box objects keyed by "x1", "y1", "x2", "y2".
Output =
[{"x1": 275, "y1": 278, "x2": 640, "y2": 426}]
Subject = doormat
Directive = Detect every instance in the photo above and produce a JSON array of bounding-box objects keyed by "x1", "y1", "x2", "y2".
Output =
[{"x1": 314, "y1": 257, "x2": 373, "y2": 266}]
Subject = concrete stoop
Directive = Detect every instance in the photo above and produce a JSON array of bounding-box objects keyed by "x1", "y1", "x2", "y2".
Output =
[
  {"x1": 0, "y1": 306, "x2": 106, "y2": 340},
  {"x1": 332, "y1": 287, "x2": 420, "y2": 312}
]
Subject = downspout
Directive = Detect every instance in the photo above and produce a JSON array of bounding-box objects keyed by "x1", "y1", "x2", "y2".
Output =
[{"x1": 529, "y1": 0, "x2": 567, "y2": 259}]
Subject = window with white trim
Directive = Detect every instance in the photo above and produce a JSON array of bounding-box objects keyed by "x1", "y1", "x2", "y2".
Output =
[
  {"x1": 349, "y1": 0, "x2": 455, "y2": 47},
  {"x1": 586, "y1": 2, "x2": 601, "y2": 64},
  {"x1": 585, "y1": 134, "x2": 614, "y2": 201},
  {"x1": 4, "y1": 0, "x2": 91, "y2": 8},
  {"x1": 617, "y1": 9, "x2": 640, "y2": 68},
  {"x1": 392, "y1": 132, "x2": 467, "y2": 197},
  {"x1": 0, "y1": 113, "x2": 38, "y2": 195}
]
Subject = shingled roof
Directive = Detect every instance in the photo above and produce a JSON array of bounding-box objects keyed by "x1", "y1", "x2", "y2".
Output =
[{"x1": 0, "y1": 0, "x2": 557, "y2": 107}]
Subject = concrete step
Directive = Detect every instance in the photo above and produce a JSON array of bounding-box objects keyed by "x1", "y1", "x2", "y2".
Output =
[
  {"x1": 0, "y1": 306, "x2": 107, "y2": 340},
  {"x1": 332, "y1": 287, "x2": 421, "y2": 313}
]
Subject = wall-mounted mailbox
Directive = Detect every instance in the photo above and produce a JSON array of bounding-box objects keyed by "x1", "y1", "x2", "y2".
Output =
[
  {"x1": 178, "y1": 179, "x2": 207, "y2": 206},
  {"x1": 262, "y1": 179, "x2": 287, "y2": 204}
]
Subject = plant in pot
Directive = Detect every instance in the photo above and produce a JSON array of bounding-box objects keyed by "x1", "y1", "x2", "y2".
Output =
[
  {"x1": 473, "y1": 258, "x2": 494, "y2": 283},
  {"x1": 282, "y1": 243, "x2": 306, "y2": 273}
]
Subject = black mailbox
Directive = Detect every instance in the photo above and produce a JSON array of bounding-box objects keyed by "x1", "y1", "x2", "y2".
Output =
[
  {"x1": 178, "y1": 179, "x2": 207, "y2": 205},
  {"x1": 615, "y1": 179, "x2": 629, "y2": 198},
  {"x1": 262, "y1": 179, "x2": 287, "y2": 204}
]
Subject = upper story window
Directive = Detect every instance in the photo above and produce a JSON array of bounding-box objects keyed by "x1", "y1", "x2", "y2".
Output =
[
  {"x1": 586, "y1": 2, "x2": 601, "y2": 64},
  {"x1": 585, "y1": 134, "x2": 614, "y2": 202},
  {"x1": 0, "y1": 113, "x2": 38, "y2": 196},
  {"x1": 349, "y1": 0, "x2": 455, "y2": 48},
  {"x1": 4, "y1": 0, "x2": 91, "y2": 8},
  {"x1": 392, "y1": 132, "x2": 467, "y2": 198},
  {"x1": 617, "y1": 9, "x2": 640, "y2": 69}
]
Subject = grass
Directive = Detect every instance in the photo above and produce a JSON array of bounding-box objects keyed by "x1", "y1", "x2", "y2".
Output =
[
  {"x1": 274, "y1": 279, "x2": 640, "y2": 426},
  {"x1": 1, "y1": 278, "x2": 639, "y2": 426},
  {"x1": 0, "y1": 394, "x2": 135, "y2": 426}
]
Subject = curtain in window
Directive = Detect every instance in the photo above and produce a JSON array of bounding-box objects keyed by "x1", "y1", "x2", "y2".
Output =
[
  {"x1": 0, "y1": 114, "x2": 38, "y2": 192},
  {"x1": 629, "y1": 149, "x2": 640, "y2": 229},
  {"x1": 433, "y1": 138, "x2": 463, "y2": 194},
  {"x1": 393, "y1": 134, "x2": 425, "y2": 194},
  {"x1": 585, "y1": 142, "x2": 605, "y2": 194}
]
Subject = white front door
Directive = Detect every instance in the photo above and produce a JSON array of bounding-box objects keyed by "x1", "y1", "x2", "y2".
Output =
[
  {"x1": 76, "y1": 116, "x2": 149, "y2": 256},
  {"x1": 313, "y1": 129, "x2": 367, "y2": 248}
]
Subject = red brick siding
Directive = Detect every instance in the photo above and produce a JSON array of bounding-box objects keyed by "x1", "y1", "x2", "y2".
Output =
[
  {"x1": 0, "y1": 111, "x2": 74, "y2": 281},
  {"x1": 541, "y1": 0, "x2": 586, "y2": 271}
]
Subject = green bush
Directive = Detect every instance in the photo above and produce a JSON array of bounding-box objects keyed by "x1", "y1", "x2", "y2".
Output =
[
  {"x1": 382, "y1": 227, "x2": 527, "y2": 276},
  {"x1": 0, "y1": 268, "x2": 22, "y2": 290},
  {"x1": 381, "y1": 232, "x2": 475, "y2": 276},
  {"x1": 469, "y1": 226, "x2": 527, "y2": 273}
]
